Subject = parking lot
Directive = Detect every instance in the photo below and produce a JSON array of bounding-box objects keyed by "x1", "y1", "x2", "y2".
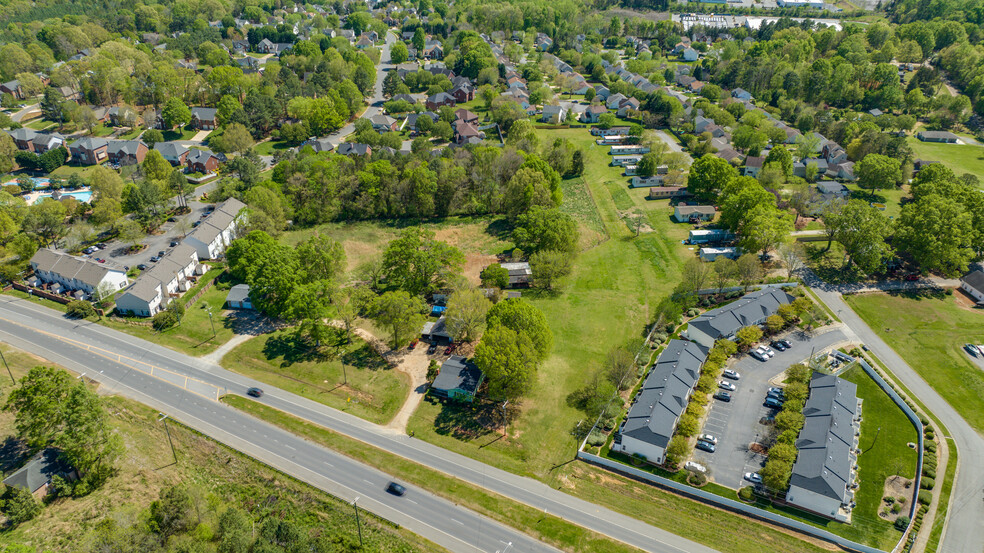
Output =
[{"x1": 695, "y1": 328, "x2": 852, "y2": 489}]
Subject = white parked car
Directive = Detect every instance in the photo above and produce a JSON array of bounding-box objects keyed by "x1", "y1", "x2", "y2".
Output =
[
  {"x1": 756, "y1": 346, "x2": 774, "y2": 358},
  {"x1": 685, "y1": 461, "x2": 707, "y2": 473},
  {"x1": 723, "y1": 369, "x2": 741, "y2": 380},
  {"x1": 718, "y1": 380, "x2": 736, "y2": 391},
  {"x1": 698, "y1": 434, "x2": 717, "y2": 445},
  {"x1": 763, "y1": 346, "x2": 776, "y2": 357},
  {"x1": 744, "y1": 472, "x2": 763, "y2": 484}
]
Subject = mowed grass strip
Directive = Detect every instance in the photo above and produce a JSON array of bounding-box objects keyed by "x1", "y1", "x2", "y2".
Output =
[
  {"x1": 222, "y1": 396, "x2": 644, "y2": 553},
  {"x1": 844, "y1": 290, "x2": 984, "y2": 433},
  {"x1": 907, "y1": 137, "x2": 984, "y2": 185},
  {"x1": 221, "y1": 328, "x2": 408, "y2": 425}
]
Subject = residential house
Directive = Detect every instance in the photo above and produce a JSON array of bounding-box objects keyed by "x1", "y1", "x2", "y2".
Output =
[
  {"x1": 225, "y1": 284, "x2": 253, "y2": 309},
  {"x1": 683, "y1": 288, "x2": 795, "y2": 347},
  {"x1": 594, "y1": 85, "x2": 610, "y2": 101},
  {"x1": 453, "y1": 121, "x2": 485, "y2": 145},
  {"x1": 183, "y1": 198, "x2": 246, "y2": 260},
  {"x1": 699, "y1": 247, "x2": 740, "y2": 262},
  {"x1": 2, "y1": 449, "x2": 76, "y2": 500},
  {"x1": 535, "y1": 34, "x2": 552, "y2": 51},
  {"x1": 406, "y1": 112, "x2": 439, "y2": 134},
  {"x1": 0, "y1": 80, "x2": 22, "y2": 99},
  {"x1": 69, "y1": 137, "x2": 109, "y2": 165},
  {"x1": 647, "y1": 186, "x2": 691, "y2": 200},
  {"x1": 590, "y1": 126, "x2": 630, "y2": 137},
  {"x1": 369, "y1": 114, "x2": 399, "y2": 132},
  {"x1": 816, "y1": 181, "x2": 849, "y2": 198},
  {"x1": 391, "y1": 93, "x2": 417, "y2": 105},
  {"x1": 611, "y1": 155, "x2": 642, "y2": 167},
  {"x1": 425, "y1": 92, "x2": 456, "y2": 111},
  {"x1": 917, "y1": 130, "x2": 959, "y2": 143},
  {"x1": 542, "y1": 105, "x2": 566, "y2": 124},
  {"x1": 630, "y1": 176, "x2": 664, "y2": 188},
  {"x1": 688, "y1": 80, "x2": 705, "y2": 93},
  {"x1": 786, "y1": 373, "x2": 861, "y2": 522},
  {"x1": 423, "y1": 40, "x2": 444, "y2": 59},
  {"x1": 454, "y1": 109, "x2": 479, "y2": 125},
  {"x1": 732, "y1": 88, "x2": 753, "y2": 101},
  {"x1": 115, "y1": 245, "x2": 201, "y2": 316},
  {"x1": 190, "y1": 107, "x2": 218, "y2": 130},
  {"x1": 827, "y1": 161, "x2": 857, "y2": 181},
  {"x1": 154, "y1": 141, "x2": 190, "y2": 166},
  {"x1": 688, "y1": 229, "x2": 735, "y2": 244},
  {"x1": 356, "y1": 35, "x2": 374, "y2": 49},
  {"x1": 450, "y1": 81, "x2": 474, "y2": 103},
  {"x1": 581, "y1": 104, "x2": 607, "y2": 123},
  {"x1": 614, "y1": 340, "x2": 707, "y2": 465},
  {"x1": 300, "y1": 137, "x2": 334, "y2": 152},
  {"x1": 337, "y1": 143, "x2": 372, "y2": 156},
  {"x1": 610, "y1": 145, "x2": 650, "y2": 156},
  {"x1": 107, "y1": 140, "x2": 149, "y2": 166},
  {"x1": 617, "y1": 98, "x2": 641, "y2": 118},
  {"x1": 7, "y1": 128, "x2": 38, "y2": 151},
  {"x1": 187, "y1": 149, "x2": 222, "y2": 174},
  {"x1": 31, "y1": 132, "x2": 65, "y2": 154},
  {"x1": 107, "y1": 106, "x2": 137, "y2": 127},
  {"x1": 56, "y1": 86, "x2": 82, "y2": 102},
  {"x1": 681, "y1": 47, "x2": 699, "y2": 62},
  {"x1": 236, "y1": 56, "x2": 261, "y2": 73},
  {"x1": 961, "y1": 270, "x2": 984, "y2": 304},
  {"x1": 715, "y1": 148, "x2": 742, "y2": 164},
  {"x1": 744, "y1": 156, "x2": 765, "y2": 177},
  {"x1": 499, "y1": 262, "x2": 533, "y2": 287},
  {"x1": 606, "y1": 93, "x2": 628, "y2": 110},
  {"x1": 673, "y1": 205, "x2": 716, "y2": 223},
  {"x1": 430, "y1": 356, "x2": 484, "y2": 402},
  {"x1": 28, "y1": 249, "x2": 129, "y2": 299},
  {"x1": 421, "y1": 316, "x2": 452, "y2": 344},
  {"x1": 914, "y1": 159, "x2": 940, "y2": 172}
]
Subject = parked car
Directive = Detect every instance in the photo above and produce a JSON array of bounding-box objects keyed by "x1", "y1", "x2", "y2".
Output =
[
  {"x1": 764, "y1": 397, "x2": 784, "y2": 409},
  {"x1": 905, "y1": 273, "x2": 919, "y2": 281},
  {"x1": 767, "y1": 387, "x2": 785, "y2": 397},
  {"x1": 770, "y1": 340, "x2": 787, "y2": 351},
  {"x1": 695, "y1": 440, "x2": 716, "y2": 453},
  {"x1": 758, "y1": 346, "x2": 774, "y2": 358},
  {"x1": 698, "y1": 434, "x2": 717, "y2": 445},
  {"x1": 684, "y1": 461, "x2": 707, "y2": 473},
  {"x1": 386, "y1": 482, "x2": 407, "y2": 496},
  {"x1": 137, "y1": 264, "x2": 147, "y2": 270},
  {"x1": 158, "y1": 250, "x2": 166, "y2": 257},
  {"x1": 966, "y1": 344, "x2": 980, "y2": 357},
  {"x1": 83, "y1": 246, "x2": 96, "y2": 254},
  {"x1": 723, "y1": 369, "x2": 741, "y2": 380},
  {"x1": 96, "y1": 243, "x2": 107, "y2": 249},
  {"x1": 713, "y1": 391, "x2": 732, "y2": 402},
  {"x1": 426, "y1": 342, "x2": 438, "y2": 354},
  {"x1": 444, "y1": 344, "x2": 456, "y2": 355},
  {"x1": 246, "y1": 387, "x2": 263, "y2": 397},
  {"x1": 192, "y1": 221, "x2": 201, "y2": 227},
  {"x1": 750, "y1": 349, "x2": 768, "y2": 362},
  {"x1": 149, "y1": 256, "x2": 160, "y2": 262},
  {"x1": 744, "y1": 472, "x2": 763, "y2": 484},
  {"x1": 718, "y1": 380, "x2": 736, "y2": 391},
  {"x1": 407, "y1": 340, "x2": 418, "y2": 351},
  {"x1": 170, "y1": 240, "x2": 179, "y2": 247},
  {"x1": 778, "y1": 339, "x2": 792, "y2": 349}
]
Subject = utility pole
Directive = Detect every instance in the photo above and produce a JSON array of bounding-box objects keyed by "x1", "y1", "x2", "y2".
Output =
[
  {"x1": 352, "y1": 497, "x2": 363, "y2": 548},
  {"x1": 205, "y1": 304, "x2": 215, "y2": 339},
  {"x1": 158, "y1": 413, "x2": 177, "y2": 464},
  {"x1": 0, "y1": 348, "x2": 14, "y2": 385},
  {"x1": 500, "y1": 400, "x2": 509, "y2": 436}
]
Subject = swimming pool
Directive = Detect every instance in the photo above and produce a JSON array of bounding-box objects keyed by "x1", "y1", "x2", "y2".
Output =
[
  {"x1": 2, "y1": 176, "x2": 51, "y2": 189},
  {"x1": 35, "y1": 191, "x2": 92, "y2": 203}
]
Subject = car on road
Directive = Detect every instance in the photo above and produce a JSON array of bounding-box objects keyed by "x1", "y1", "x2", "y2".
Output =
[
  {"x1": 723, "y1": 369, "x2": 740, "y2": 380},
  {"x1": 426, "y1": 342, "x2": 438, "y2": 354},
  {"x1": 137, "y1": 264, "x2": 147, "y2": 270},
  {"x1": 149, "y1": 256, "x2": 160, "y2": 262},
  {"x1": 695, "y1": 440, "x2": 716, "y2": 453},
  {"x1": 718, "y1": 380, "x2": 736, "y2": 391},
  {"x1": 713, "y1": 391, "x2": 732, "y2": 402},
  {"x1": 246, "y1": 387, "x2": 263, "y2": 397},
  {"x1": 386, "y1": 482, "x2": 407, "y2": 496},
  {"x1": 750, "y1": 349, "x2": 769, "y2": 362},
  {"x1": 744, "y1": 472, "x2": 763, "y2": 484},
  {"x1": 770, "y1": 340, "x2": 788, "y2": 351},
  {"x1": 698, "y1": 434, "x2": 717, "y2": 445},
  {"x1": 684, "y1": 461, "x2": 707, "y2": 473},
  {"x1": 764, "y1": 396, "x2": 784, "y2": 409}
]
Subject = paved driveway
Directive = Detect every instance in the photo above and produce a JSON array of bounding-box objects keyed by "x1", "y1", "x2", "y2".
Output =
[{"x1": 699, "y1": 328, "x2": 851, "y2": 488}]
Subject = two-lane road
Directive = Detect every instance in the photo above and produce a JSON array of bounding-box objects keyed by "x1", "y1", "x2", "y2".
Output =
[{"x1": 0, "y1": 297, "x2": 713, "y2": 553}]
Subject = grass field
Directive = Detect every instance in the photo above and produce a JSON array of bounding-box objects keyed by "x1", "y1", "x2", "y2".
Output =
[
  {"x1": 253, "y1": 139, "x2": 292, "y2": 156},
  {"x1": 0, "y1": 345, "x2": 435, "y2": 553},
  {"x1": 222, "y1": 327, "x2": 408, "y2": 424},
  {"x1": 838, "y1": 364, "x2": 918, "y2": 549},
  {"x1": 100, "y1": 269, "x2": 237, "y2": 356},
  {"x1": 163, "y1": 125, "x2": 199, "y2": 142},
  {"x1": 907, "y1": 137, "x2": 984, "y2": 184},
  {"x1": 843, "y1": 183, "x2": 908, "y2": 220},
  {"x1": 844, "y1": 290, "x2": 984, "y2": 433}
]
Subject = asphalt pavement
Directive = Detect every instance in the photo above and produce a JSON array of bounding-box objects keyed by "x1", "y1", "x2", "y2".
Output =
[{"x1": 0, "y1": 297, "x2": 716, "y2": 553}]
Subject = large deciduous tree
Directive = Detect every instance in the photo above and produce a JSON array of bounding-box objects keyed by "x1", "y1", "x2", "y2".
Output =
[
  {"x1": 895, "y1": 194, "x2": 974, "y2": 276},
  {"x1": 473, "y1": 325, "x2": 539, "y2": 401},
  {"x1": 687, "y1": 154, "x2": 737, "y2": 202},
  {"x1": 486, "y1": 298, "x2": 553, "y2": 360},
  {"x1": 382, "y1": 227, "x2": 464, "y2": 296},
  {"x1": 445, "y1": 289, "x2": 492, "y2": 343},
  {"x1": 856, "y1": 153, "x2": 902, "y2": 190},
  {"x1": 511, "y1": 207, "x2": 579, "y2": 254},
  {"x1": 372, "y1": 290, "x2": 427, "y2": 349}
]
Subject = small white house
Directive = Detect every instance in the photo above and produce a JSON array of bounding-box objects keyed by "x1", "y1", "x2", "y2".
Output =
[
  {"x1": 960, "y1": 270, "x2": 984, "y2": 304},
  {"x1": 699, "y1": 247, "x2": 740, "y2": 262},
  {"x1": 541, "y1": 105, "x2": 565, "y2": 124}
]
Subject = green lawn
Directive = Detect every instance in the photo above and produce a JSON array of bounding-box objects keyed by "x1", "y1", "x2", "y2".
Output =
[
  {"x1": 221, "y1": 328, "x2": 407, "y2": 424},
  {"x1": 843, "y1": 183, "x2": 907, "y2": 220},
  {"x1": 89, "y1": 124, "x2": 116, "y2": 137},
  {"x1": 101, "y1": 269, "x2": 237, "y2": 356},
  {"x1": 47, "y1": 164, "x2": 99, "y2": 179},
  {"x1": 253, "y1": 139, "x2": 292, "y2": 156},
  {"x1": 163, "y1": 125, "x2": 199, "y2": 141},
  {"x1": 844, "y1": 290, "x2": 984, "y2": 433},
  {"x1": 119, "y1": 126, "x2": 144, "y2": 140},
  {"x1": 24, "y1": 118, "x2": 57, "y2": 130},
  {"x1": 907, "y1": 137, "x2": 984, "y2": 185},
  {"x1": 838, "y1": 364, "x2": 918, "y2": 549}
]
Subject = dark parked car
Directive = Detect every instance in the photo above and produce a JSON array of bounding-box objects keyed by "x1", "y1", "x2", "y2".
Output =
[
  {"x1": 713, "y1": 391, "x2": 732, "y2": 402},
  {"x1": 246, "y1": 387, "x2": 263, "y2": 398},
  {"x1": 764, "y1": 397, "x2": 784, "y2": 409},
  {"x1": 192, "y1": 221, "x2": 201, "y2": 227},
  {"x1": 158, "y1": 250, "x2": 166, "y2": 257},
  {"x1": 137, "y1": 264, "x2": 147, "y2": 270},
  {"x1": 149, "y1": 256, "x2": 160, "y2": 262},
  {"x1": 695, "y1": 440, "x2": 716, "y2": 453},
  {"x1": 779, "y1": 339, "x2": 792, "y2": 349},
  {"x1": 168, "y1": 217, "x2": 177, "y2": 222},
  {"x1": 170, "y1": 240, "x2": 179, "y2": 247},
  {"x1": 386, "y1": 482, "x2": 406, "y2": 496},
  {"x1": 427, "y1": 342, "x2": 438, "y2": 354},
  {"x1": 770, "y1": 340, "x2": 787, "y2": 351}
]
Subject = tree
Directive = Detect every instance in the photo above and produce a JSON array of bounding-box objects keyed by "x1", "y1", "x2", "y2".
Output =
[
  {"x1": 502, "y1": 167, "x2": 556, "y2": 219},
  {"x1": 777, "y1": 242, "x2": 803, "y2": 280},
  {"x1": 161, "y1": 97, "x2": 191, "y2": 129},
  {"x1": 720, "y1": 180, "x2": 776, "y2": 232},
  {"x1": 2, "y1": 486, "x2": 40, "y2": 526},
  {"x1": 529, "y1": 249, "x2": 573, "y2": 290},
  {"x1": 512, "y1": 207, "x2": 579, "y2": 254},
  {"x1": 142, "y1": 129, "x2": 164, "y2": 147},
  {"x1": 766, "y1": 314, "x2": 785, "y2": 333},
  {"x1": 66, "y1": 300, "x2": 96, "y2": 319},
  {"x1": 740, "y1": 205, "x2": 792, "y2": 256},
  {"x1": 735, "y1": 325, "x2": 763, "y2": 349},
  {"x1": 761, "y1": 458, "x2": 792, "y2": 491},
  {"x1": 736, "y1": 253, "x2": 762, "y2": 291},
  {"x1": 664, "y1": 435, "x2": 691, "y2": 466},
  {"x1": 480, "y1": 264, "x2": 509, "y2": 288},
  {"x1": 296, "y1": 234, "x2": 346, "y2": 283},
  {"x1": 895, "y1": 194, "x2": 974, "y2": 276},
  {"x1": 372, "y1": 290, "x2": 426, "y2": 349},
  {"x1": 4, "y1": 366, "x2": 73, "y2": 448},
  {"x1": 830, "y1": 200, "x2": 893, "y2": 273},
  {"x1": 445, "y1": 289, "x2": 492, "y2": 343},
  {"x1": 486, "y1": 298, "x2": 553, "y2": 360},
  {"x1": 391, "y1": 41, "x2": 409, "y2": 64},
  {"x1": 89, "y1": 166, "x2": 125, "y2": 202},
  {"x1": 606, "y1": 347, "x2": 636, "y2": 390},
  {"x1": 149, "y1": 485, "x2": 194, "y2": 539},
  {"x1": 57, "y1": 383, "x2": 124, "y2": 478},
  {"x1": 141, "y1": 149, "x2": 172, "y2": 182},
  {"x1": 687, "y1": 154, "x2": 737, "y2": 202},
  {"x1": 22, "y1": 200, "x2": 67, "y2": 246},
  {"x1": 473, "y1": 325, "x2": 539, "y2": 400},
  {"x1": 598, "y1": 112, "x2": 616, "y2": 129},
  {"x1": 679, "y1": 257, "x2": 713, "y2": 297},
  {"x1": 382, "y1": 227, "x2": 464, "y2": 296},
  {"x1": 114, "y1": 219, "x2": 144, "y2": 249},
  {"x1": 856, "y1": 153, "x2": 901, "y2": 190},
  {"x1": 713, "y1": 256, "x2": 738, "y2": 293},
  {"x1": 764, "y1": 146, "x2": 792, "y2": 177},
  {"x1": 214, "y1": 123, "x2": 253, "y2": 153}
]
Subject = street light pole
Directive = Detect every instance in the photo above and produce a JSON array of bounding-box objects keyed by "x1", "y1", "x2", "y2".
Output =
[
  {"x1": 352, "y1": 497, "x2": 363, "y2": 548},
  {"x1": 206, "y1": 305, "x2": 215, "y2": 339},
  {"x1": 0, "y1": 348, "x2": 15, "y2": 385},
  {"x1": 158, "y1": 413, "x2": 177, "y2": 464},
  {"x1": 496, "y1": 542, "x2": 513, "y2": 553}
]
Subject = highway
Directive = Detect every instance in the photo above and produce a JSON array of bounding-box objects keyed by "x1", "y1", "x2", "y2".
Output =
[
  {"x1": 0, "y1": 296, "x2": 714, "y2": 553},
  {"x1": 807, "y1": 280, "x2": 984, "y2": 553}
]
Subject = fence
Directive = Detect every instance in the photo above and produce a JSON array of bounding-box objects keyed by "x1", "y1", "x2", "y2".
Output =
[
  {"x1": 696, "y1": 282, "x2": 798, "y2": 296},
  {"x1": 184, "y1": 276, "x2": 218, "y2": 311},
  {"x1": 832, "y1": 350, "x2": 924, "y2": 552}
]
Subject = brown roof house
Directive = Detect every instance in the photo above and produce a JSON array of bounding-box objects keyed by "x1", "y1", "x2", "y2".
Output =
[
  {"x1": 69, "y1": 137, "x2": 109, "y2": 165},
  {"x1": 190, "y1": 107, "x2": 218, "y2": 130},
  {"x1": 107, "y1": 140, "x2": 149, "y2": 166},
  {"x1": 187, "y1": 149, "x2": 222, "y2": 174}
]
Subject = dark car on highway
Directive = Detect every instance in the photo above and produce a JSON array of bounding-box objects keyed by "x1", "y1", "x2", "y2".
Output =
[
  {"x1": 247, "y1": 387, "x2": 263, "y2": 398},
  {"x1": 386, "y1": 482, "x2": 406, "y2": 496}
]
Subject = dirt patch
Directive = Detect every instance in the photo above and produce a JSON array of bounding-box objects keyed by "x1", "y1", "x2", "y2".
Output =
[
  {"x1": 878, "y1": 475, "x2": 913, "y2": 521},
  {"x1": 953, "y1": 287, "x2": 980, "y2": 311},
  {"x1": 463, "y1": 253, "x2": 498, "y2": 285},
  {"x1": 749, "y1": 443, "x2": 768, "y2": 455}
]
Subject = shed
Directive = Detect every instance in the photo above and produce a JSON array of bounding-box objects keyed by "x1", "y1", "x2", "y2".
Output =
[
  {"x1": 3, "y1": 449, "x2": 77, "y2": 499},
  {"x1": 430, "y1": 355, "x2": 484, "y2": 402},
  {"x1": 421, "y1": 316, "x2": 452, "y2": 344},
  {"x1": 225, "y1": 284, "x2": 252, "y2": 309},
  {"x1": 960, "y1": 270, "x2": 984, "y2": 304}
]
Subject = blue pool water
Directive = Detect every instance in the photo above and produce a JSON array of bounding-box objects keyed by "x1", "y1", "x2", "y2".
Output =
[
  {"x1": 3, "y1": 177, "x2": 51, "y2": 189},
  {"x1": 36, "y1": 191, "x2": 92, "y2": 203}
]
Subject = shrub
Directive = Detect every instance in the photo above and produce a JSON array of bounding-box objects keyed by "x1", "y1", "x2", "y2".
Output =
[
  {"x1": 898, "y1": 496, "x2": 907, "y2": 505},
  {"x1": 152, "y1": 310, "x2": 179, "y2": 330},
  {"x1": 687, "y1": 307, "x2": 699, "y2": 317},
  {"x1": 586, "y1": 429, "x2": 606, "y2": 447},
  {"x1": 917, "y1": 490, "x2": 932, "y2": 505},
  {"x1": 883, "y1": 496, "x2": 895, "y2": 505},
  {"x1": 2, "y1": 486, "x2": 41, "y2": 525},
  {"x1": 738, "y1": 486, "x2": 754, "y2": 501},
  {"x1": 895, "y1": 516, "x2": 910, "y2": 531},
  {"x1": 924, "y1": 442, "x2": 937, "y2": 453},
  {"x1": 677, "y1": 414, "x2": 700, "y2": 437},
  {"x1": 924, "y1": 430, "x2": 934, "y2": 440},
  {"x1": 66, "y1": 300, "x2": 96, "y2": 319},
  {"x1": 945, "y1": 288, "x2": 953, "y2": 295},
  {"x1": 688, "y1": 471, "x2": 707, "y2": 486},
  {"x1": 922, "y1": 467, "x2": 936, "y2": 479},
  {"x1": 892, "y1": 502, "x2": 902, "y2": 514},
  {"x1": 920, "y1": 478, "x2": 935, "y2": 490},
  {"x1": 923, "y1": 423, "x2": 933, "y2": 433}
]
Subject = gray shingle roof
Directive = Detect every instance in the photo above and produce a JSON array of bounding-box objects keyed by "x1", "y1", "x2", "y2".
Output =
[
  {"x1": 226, "y1": 283, "x2": 250, "y2": 304},
  {"x1": 154, "y1": 141, "x2": 189, "y2": 158},
  {"x1": 2, "y1": 449, "x2": 74, "y2": 494},
  {"x1": 191, "y1": 107, "x2": 218, "y2": 121},
  {"x1": 30, "y1": 249, "x2": 125, "y2": 289},
  {"x1": 961, "y1": 270, "x2": 984, "y2": 295},
  {"x1": 620, "y1": 340, "x2": 707, "y2": 449},
  {"x1": 688, "y1": 289, "x2": 794, "y2": 342},
  {"x1": 432, "y1": 355, "x2": 484, "y2": 394}
]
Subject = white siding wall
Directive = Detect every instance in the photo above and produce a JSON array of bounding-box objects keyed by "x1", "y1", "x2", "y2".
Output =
[
  {"x1": 962, "y1": 282, "x2": 984, "y2": 302},
  {"x1": 786, "y1": 486, "x2": 846, "y2": 521},
  {"x1": 618, "y1": 436, "x2": 666, "y2": 465},
  {"x1": 682, "y1": 325, "x2": 716, "y2": 348}
]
